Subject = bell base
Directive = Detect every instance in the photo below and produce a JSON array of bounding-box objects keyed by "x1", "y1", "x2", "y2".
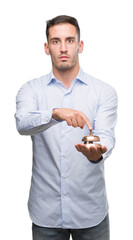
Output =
[{"x1": 85, "y1": 143, "x2": 102, "y2": 148}]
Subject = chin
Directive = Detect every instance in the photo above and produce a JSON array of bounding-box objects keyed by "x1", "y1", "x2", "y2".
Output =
[
  {"x1": 58, "y1": 66, "x2": 71, "y2": 71},
  {"x1": 57, "y1": 63, "x2": 76, "y2": 71}
]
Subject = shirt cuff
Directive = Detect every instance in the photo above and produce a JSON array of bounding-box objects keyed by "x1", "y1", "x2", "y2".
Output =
[{"x1": 89, "y1": 155, "x2": 103, "y2": 164}]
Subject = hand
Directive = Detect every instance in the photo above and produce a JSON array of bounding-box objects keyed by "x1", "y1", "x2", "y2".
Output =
[
  {"x1": 52, "y1": 108, "x2": 92, "y2": 130},
  {"x1": 75, "y1": 143, "x2": 107, "y2": 161}
]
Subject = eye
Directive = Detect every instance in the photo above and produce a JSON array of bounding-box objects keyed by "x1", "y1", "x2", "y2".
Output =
[
  {"x1": 53, "y1": 41, "x2": 58, "y2": 44},
  {"x1": 52, "y1": 40, "x2": 60, "y2": 45},
  {"x1": 67, "y1": 39, "x2": 73, "y2": 44}
]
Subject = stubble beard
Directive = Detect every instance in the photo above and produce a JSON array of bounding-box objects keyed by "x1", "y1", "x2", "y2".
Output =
[
  {"x1": 53, "y1": 62, "x2": 75, "y2": 71},
  {"x1": 51, "y1": 56, "x2": 78, "y2": 72}
]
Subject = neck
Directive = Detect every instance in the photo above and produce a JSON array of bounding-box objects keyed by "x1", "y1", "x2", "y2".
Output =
[{"x1": 52, "y1": 63, "x2": 80, "y2": 89}]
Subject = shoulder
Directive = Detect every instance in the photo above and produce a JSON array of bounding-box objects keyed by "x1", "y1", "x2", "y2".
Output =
[
  {"x1": 83, "y1": 71, "x2": 117, "y2": 97},
  {"x1": 28, "y1": 74, "x2": 50, "y2": 88},
  {"x1": 16, "y1": 74, "x2": 50, "y2": 99},
  {"x1": 81, "y1": 70, "x2": 118, "y2": 108},
  {"x1": 18, "y1": 74, "x2": 50, "y2": 92}
]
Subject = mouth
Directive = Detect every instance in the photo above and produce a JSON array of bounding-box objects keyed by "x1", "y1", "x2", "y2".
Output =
[{"x1": 59, "y1": 56, "x2": 69, "y2": 60}]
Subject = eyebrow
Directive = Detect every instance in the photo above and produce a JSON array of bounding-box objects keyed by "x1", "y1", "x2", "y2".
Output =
[
  {"x1": 50, "y1": 37, "x2": 60, "y2": 42},
  {"x1": 50, "y1": 36, "x2": 76, "y2": 42}
]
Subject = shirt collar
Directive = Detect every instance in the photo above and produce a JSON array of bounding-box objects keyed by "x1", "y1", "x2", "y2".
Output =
[
  {"x1": 47, "y1": 67, "x2": 88, "y2": 86},
  {"x1": 76, "y1": 68, "x2": 88, "y2": 85}
]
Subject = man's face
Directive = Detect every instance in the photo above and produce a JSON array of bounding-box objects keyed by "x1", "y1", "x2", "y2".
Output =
[{"x1": 45, "y1": 23, "x2": 83, "y2": 71}]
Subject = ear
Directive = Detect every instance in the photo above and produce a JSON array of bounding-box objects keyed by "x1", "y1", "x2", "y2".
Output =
[
  {"x1": 78, "y1": 40, "x2": 84, "y2": 54},
  {"x1": 44, "y1": 42, "x2": 50, "y2": 55}
]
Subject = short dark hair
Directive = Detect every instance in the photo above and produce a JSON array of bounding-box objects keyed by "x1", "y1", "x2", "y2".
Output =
[{"x1": 46, "y1": 15, "x2": 80, "y2": 42}]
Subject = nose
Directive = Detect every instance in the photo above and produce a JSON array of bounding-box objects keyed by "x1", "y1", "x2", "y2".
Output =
[{"x1": 60, "y1": 41, "x2": 67, "y2": 52}]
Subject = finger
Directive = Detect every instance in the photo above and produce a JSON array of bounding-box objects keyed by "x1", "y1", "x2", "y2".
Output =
[
  {"x1": 89, "y1": 145, "x2": 97, "y2": 153},
  {"x1": 75, "y1": 144, "x2": 82, "y2": 152},
  {"x1": 76, "y1": 143, "x2": 90, "y2": 152},
  {"x1": 76, "y1": 116, "x2": 85, "y2": 129},
  {"x1": 66, "y1": 118, "x2": 72, "y2": 126},
  {"x1": 80, "y1": 112, "x2": 92, "y2": 130},
  {"x1": 101, "y1": 146, "x2": 108, "y2": 154},
  {"x1": 71, "y1": 117, "x2": 79, "y2": 128}
]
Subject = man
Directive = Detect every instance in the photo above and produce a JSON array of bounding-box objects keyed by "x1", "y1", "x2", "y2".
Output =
[{"x1": 15, "y1": 15, "x2": 117, "y2": 240}]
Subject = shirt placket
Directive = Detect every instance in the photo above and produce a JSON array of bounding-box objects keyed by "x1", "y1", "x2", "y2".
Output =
[{"x1": 60, "y1": 90, "x2": 71, "y2": 228}]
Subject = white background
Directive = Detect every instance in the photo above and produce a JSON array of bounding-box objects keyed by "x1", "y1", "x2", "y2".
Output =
[{"x1": 0, "y1": 0, "x2": 133, "y2": 239}]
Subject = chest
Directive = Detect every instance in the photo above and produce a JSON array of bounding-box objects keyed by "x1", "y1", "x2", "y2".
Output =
[{"x1": 36, "y1": 82, "x2": 99, "y2": 123}]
